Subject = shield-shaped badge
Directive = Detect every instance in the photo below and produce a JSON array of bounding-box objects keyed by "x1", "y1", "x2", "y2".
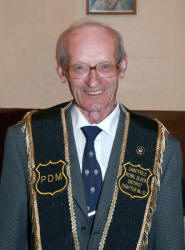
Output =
[
  {"x1": 118, "y1": 162, "x2": 153, "y2": 199},
  {"x1": 35, "y1": 160, "x2": 68, "y2": 196}
]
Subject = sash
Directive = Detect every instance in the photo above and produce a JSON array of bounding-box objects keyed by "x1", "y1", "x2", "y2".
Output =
[
  {"x1": 24, "y1": 102, "x2": 167, "y2": 250},
  {"x1": 25, "y1": 102, "x2": 78, "y2": 250},
  {"x1": 99, "y1": 108, "x2": 167, "y2": 250}
]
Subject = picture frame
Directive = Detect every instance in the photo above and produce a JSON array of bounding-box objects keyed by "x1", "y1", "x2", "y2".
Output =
[{"x1": 86, "y1": 0, "x2": 136, "y2": 15}]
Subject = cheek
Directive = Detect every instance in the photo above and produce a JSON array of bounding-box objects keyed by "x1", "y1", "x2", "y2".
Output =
[
  {"x1": 68, "y1": 80, "x2": 83, "y2": 96},
  {"x1": 107, "y1": 79, "x2": 118, "y2": 95},
  {"x1": 106, "y1": 81, "x2": 119, "y2": 103}
]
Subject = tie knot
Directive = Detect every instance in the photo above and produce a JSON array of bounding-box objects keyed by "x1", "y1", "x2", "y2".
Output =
[{"x1": 81, "y1": 126, "x2": 102, "y2": 142}]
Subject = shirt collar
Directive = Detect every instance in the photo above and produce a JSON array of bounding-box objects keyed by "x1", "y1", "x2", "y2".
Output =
[{"x1": 72, "y1": 102, "x2": 120, "y2": 136}]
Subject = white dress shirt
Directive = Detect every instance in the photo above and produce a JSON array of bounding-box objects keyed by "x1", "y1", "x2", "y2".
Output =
[{"x1": 71, "y1": 103, "x2": 120, "y2": 180}]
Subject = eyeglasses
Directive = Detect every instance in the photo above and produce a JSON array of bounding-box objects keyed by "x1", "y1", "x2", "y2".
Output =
[{"x1": 63, "y1": 62, "x2": 120, "y2": 79}]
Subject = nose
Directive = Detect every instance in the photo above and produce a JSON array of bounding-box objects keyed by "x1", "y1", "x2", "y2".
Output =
[{"x1": 85, "y1": 68, "x2": 101, "y2": 88}]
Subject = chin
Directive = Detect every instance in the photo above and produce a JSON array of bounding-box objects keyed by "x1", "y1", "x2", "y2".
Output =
[{"x1": 83, "y1": 102, "x2": 112, "y2": 113}]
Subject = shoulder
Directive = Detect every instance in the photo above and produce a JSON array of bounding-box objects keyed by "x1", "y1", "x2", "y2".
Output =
[
  {"x1": 163, "y1": 133, "x2": 182, "y2": 174},
  {"x1": 120, "y1": 106, "x2": 182, "y2": 170},
  {"x1": 120, "y1": 105, "x2": 160, "y2": 131},
  {"x1": 30, "y1": 101, "x2": 72, "y2": 121},
  {"x1": 6, "y1": 122, "x2": 26, "y2": 149},
  {"x1": 4, "y1": 122, "x2": 28, "y2": 168},
  {"x1": 5, "y1": 101, "x2": 73, "y2": 145},
  {"x1": 165, "y1": 133, "x2": 181, "y2": 155}
]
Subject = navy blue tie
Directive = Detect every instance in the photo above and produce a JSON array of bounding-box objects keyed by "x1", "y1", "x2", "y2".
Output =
[{"x1": 81, "y1": 126, "x2": 103, "y2": 231}]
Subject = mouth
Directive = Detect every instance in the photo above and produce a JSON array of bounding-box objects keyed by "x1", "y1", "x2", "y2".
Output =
[{"x1": 84, "y1": 90, "x2": 104, "y2": 96}]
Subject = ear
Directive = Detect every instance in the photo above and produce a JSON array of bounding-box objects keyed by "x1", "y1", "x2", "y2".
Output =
[
  {"x1": 56, "y1": 64, "x2": 68, "y2": 84},
  {"x1": 118, "y1": 56, "x2": 128, "y2": 79}
]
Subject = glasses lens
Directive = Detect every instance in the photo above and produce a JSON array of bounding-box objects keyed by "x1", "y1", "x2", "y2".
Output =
[
  {"x1": 97, "y1": 63, "x2": 117, "y2": 77},
  {"x1": 69, "y1": 64, "x2": 89, "y2": 79},
  {"x1": 68, "y1": 63, "x2": 118, "y2": 79}
]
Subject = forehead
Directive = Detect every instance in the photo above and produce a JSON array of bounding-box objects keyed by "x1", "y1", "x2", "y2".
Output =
[
  {"x1": 65, "y1": 25, "x2": 118, "y2": 63},
  {"x1": 68, "y1": 24, "x2": 116, "y2": 39}
]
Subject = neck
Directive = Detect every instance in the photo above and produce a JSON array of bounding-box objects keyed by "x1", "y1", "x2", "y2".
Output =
[{"x1": 79, "y1": 104, "x2": 116, "y2": 124}]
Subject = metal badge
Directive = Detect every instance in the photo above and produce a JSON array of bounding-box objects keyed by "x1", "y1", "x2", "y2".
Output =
[{"x1": 136, "y1": 146, "x2": 145, "y2": 155}]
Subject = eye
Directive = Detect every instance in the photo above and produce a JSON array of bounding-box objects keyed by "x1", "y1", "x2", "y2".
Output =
[
  {"x1": 102, "y1": 63, "x2": 110, "y2": 69},
  {"x1": 72, "y1": 64, "x2": 88, "y2": 73},
  {"x1": 76, "y1": 65, "x2": 84, "y2": 71},
  {"x1": 98, "y1": 63, "x2": 112, "y2": 72}
]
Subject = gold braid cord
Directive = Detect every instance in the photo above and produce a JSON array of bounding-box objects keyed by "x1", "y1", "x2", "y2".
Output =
[
  {"x1": 136, "y1": 120, "x2": 168, "y2": 250},
  {"x1": 99, "y1": 105, "x2": 130, "y2": 250},
  {"x1": 25, "y1": 110, "x2": 42, "y2": 250},
  {"x1": 61, "y1": 102, "x2": 80, "y2": 250}
]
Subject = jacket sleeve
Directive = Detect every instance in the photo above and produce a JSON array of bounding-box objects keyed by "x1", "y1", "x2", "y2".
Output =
[
  {"x1": 148, "y1": 135, "x2": 184, "y2": 250},
  {"x1": 0, "y1": 124, "x2": 29, "y2": 250}
]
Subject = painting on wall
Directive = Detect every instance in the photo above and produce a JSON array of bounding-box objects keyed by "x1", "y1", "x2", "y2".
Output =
[{"x1": 86, "y1": 0, "x2": 136, "y2": 15}]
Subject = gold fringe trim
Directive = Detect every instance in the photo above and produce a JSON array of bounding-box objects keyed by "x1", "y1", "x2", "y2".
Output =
[
  {"x1": 61, "y1": 102, "x2": 80, "y2": 250},
  {"x1": 99, "y1": 105, "x2": 130, "y2": 250},
  {"x1": 136, "y1": 120, "x2": 168, "y2": 250},
  {"x1": 25, "y1": 110, "x2": 42, "y2": 250},
  {"x1": 154, "y1": 119, "x2": 169, "y2": 186}
]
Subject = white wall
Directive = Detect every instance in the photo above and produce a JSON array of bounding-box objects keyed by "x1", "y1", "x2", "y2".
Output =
[{"x1": 0, "y1": 0, "x2": 185, "y2": 110}]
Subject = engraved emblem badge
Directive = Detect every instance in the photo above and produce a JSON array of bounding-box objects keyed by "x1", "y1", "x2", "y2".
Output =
[
  {"x1": 136, "y1": 145, "x2": 145, "y2": 155},
  {"x1": 35, "y1": 160, "x2": 68, "y2": 196},
  {"x1": 118, "y1": 162, "x2": 153, "y2": 199}
]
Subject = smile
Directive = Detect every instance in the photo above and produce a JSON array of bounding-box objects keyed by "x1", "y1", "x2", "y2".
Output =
[{"x1": 85, "y1": 90, "x2": 104, "y2": 96}]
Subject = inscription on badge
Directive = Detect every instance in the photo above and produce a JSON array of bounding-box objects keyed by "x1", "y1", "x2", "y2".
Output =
[
  {"x1": 35, "y1": 160, "x2": 68, "y2": 196},
  {"x1": 118, "y1": 162, "x2": 153, "y2": 199}
]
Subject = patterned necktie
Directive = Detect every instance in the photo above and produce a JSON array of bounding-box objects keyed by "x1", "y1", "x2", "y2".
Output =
[{"x1": 81, "y1": 126, "x2": 103, "y2": 231}]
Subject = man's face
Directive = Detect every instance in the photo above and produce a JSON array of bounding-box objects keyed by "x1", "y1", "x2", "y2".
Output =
[{"x1": 58, "y1": 25, "x2": 127, "y2": 122}]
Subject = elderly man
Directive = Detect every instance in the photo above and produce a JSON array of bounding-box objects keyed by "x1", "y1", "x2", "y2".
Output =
[{"x1": 0, "y1": 20, "x2": 184, "y2": 250}]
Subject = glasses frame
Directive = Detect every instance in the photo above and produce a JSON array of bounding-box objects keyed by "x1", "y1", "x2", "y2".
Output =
[{"x1": 62, "y1": 62, "x2": 120, "y2": 79}]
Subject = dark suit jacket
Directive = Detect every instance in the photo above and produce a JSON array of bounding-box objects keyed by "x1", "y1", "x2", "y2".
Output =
[{"x1": 0, "y1": 105, "x2": 184, "y2": 250}]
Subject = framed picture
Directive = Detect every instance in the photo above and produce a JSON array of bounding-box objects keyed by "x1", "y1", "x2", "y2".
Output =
[{"x1": 86, "y1": 0, "x2": 136, "y2": 15}]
